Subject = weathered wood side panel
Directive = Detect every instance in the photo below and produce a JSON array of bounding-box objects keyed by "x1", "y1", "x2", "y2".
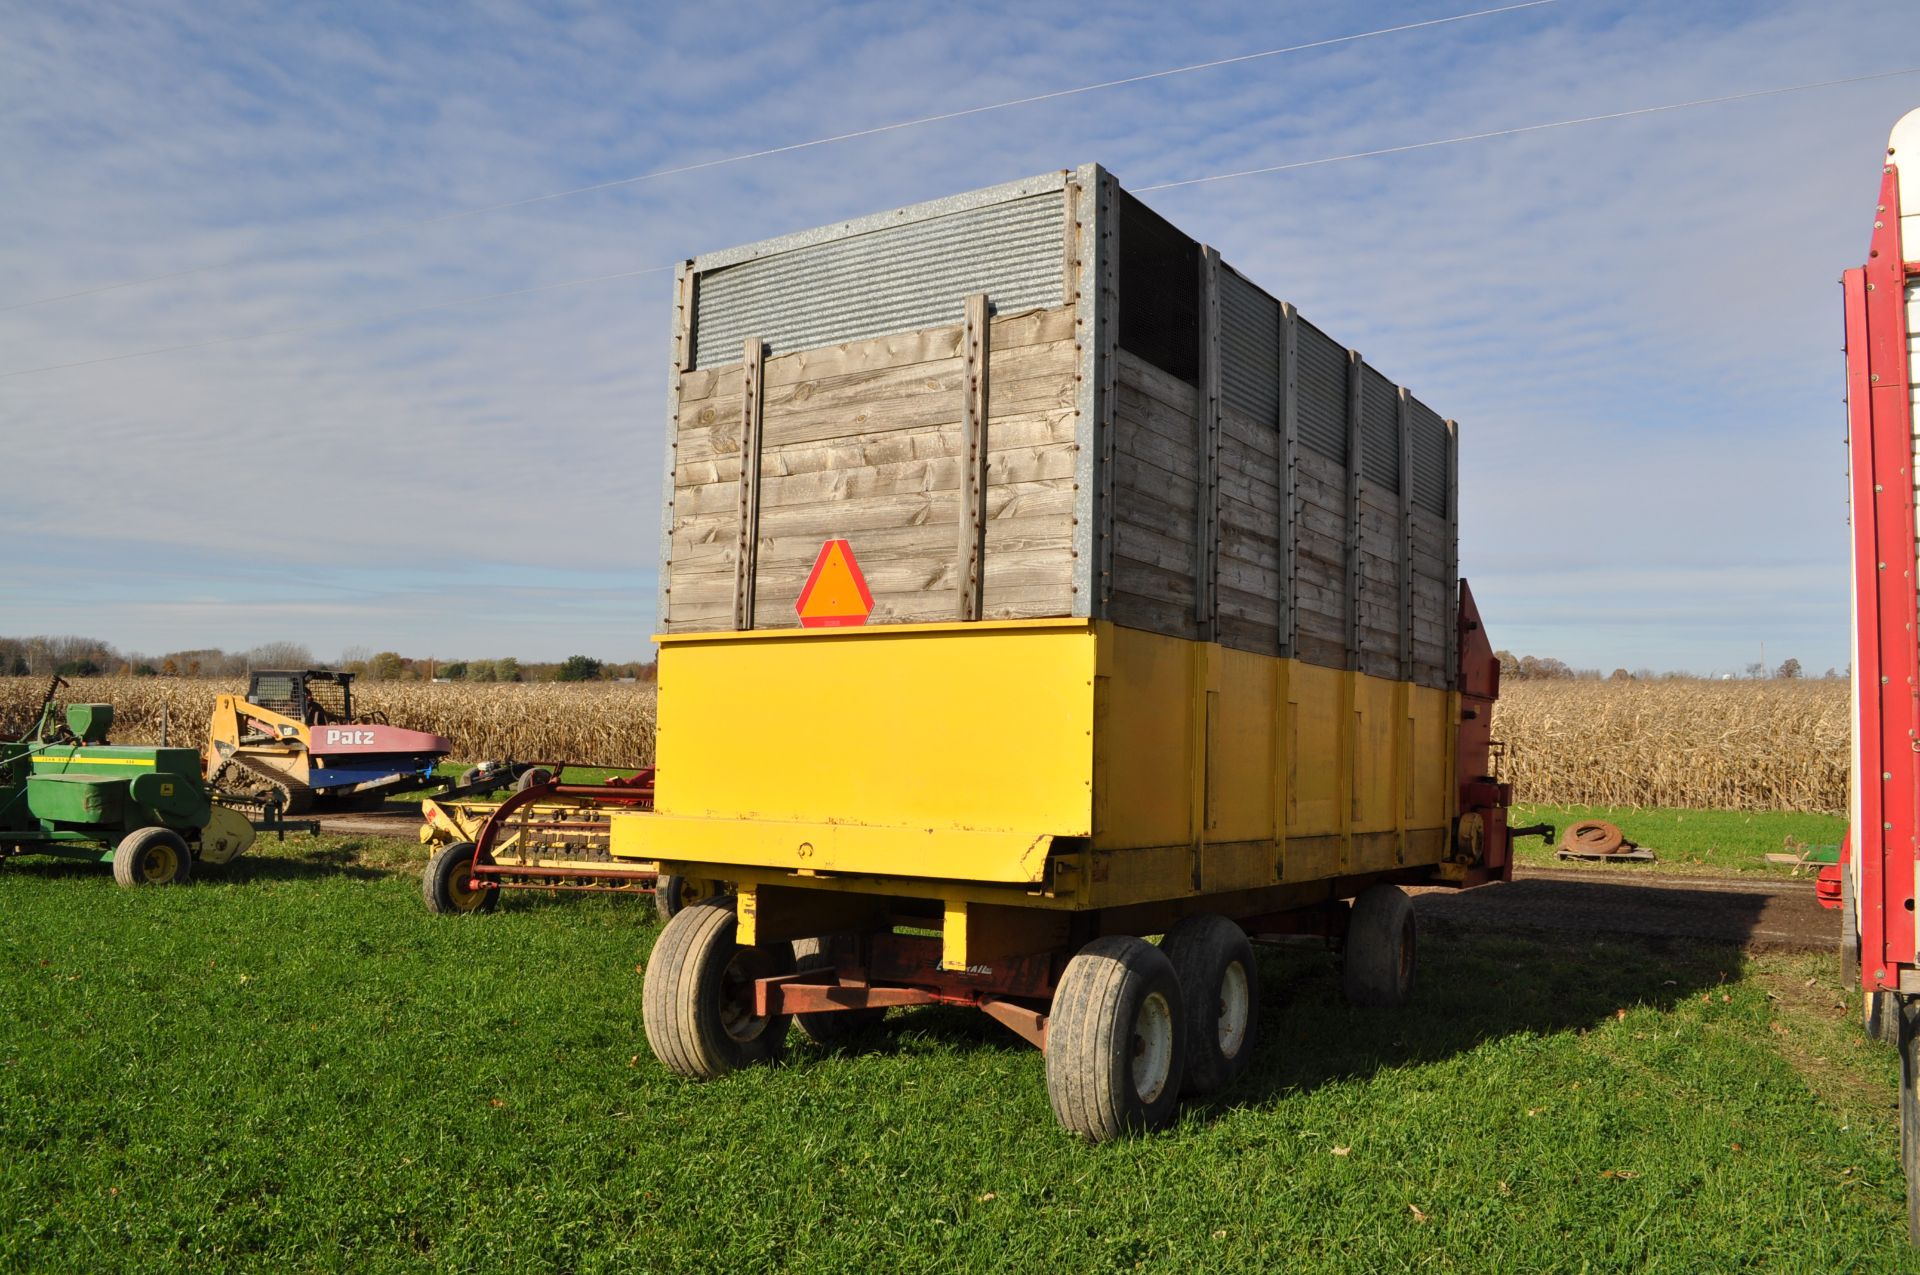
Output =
[
  {"x1": 1216, "y1": 403, "x2": 1283, "y2": 653},
  {"x1": 1109, "y1": 350, "x2": 1201, "y2": 639},
  {"x1": 662, "y1": 306, "x2": 1080, "y2": 632}
]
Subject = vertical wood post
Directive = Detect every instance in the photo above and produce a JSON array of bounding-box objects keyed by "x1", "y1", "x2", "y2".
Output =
[
  {"x1": 1397, "y1": 387, "x2": 1415, "y2": 684},
  {"x1": 660, "y1": 262, "x2": 694, "y2": 630},
  {"x1": 732, "y1": 336, "x2": 766, "y2": 631},
  {"x1": 1195, "y1": 247, "x2": 1222, "y2": 641},
  {"x1": 1278, "y1": 302, "x2": 1299, "y2": 659},
  {"x1": 958, "y1": 293, "x2": 992, "y2": 620},
  {"x1": 1094, "y1": 175, "x2": 1121, "y2": 613},
  {"x1": 1444, "y1": 418, "x2": 1460, "y2": 683},
  {"x1": 1343, "y1": 349, "x2": 1365, "y2": 670}
]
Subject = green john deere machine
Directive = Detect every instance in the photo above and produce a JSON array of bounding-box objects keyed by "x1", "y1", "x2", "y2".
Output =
[{"x1": 1, "y1": 678, "x2": 258, "y2": 886}]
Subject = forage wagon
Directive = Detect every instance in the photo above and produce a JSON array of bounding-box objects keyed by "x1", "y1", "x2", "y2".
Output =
[{"x1": 607, "y1": 164, "x2": 1516, "y2": 1139}]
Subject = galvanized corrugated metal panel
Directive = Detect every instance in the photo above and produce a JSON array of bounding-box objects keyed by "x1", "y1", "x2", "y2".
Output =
[
  {"x1": 1360, "y1": 364, "x2": 1400, "y2": 493},
  {"x1": 691, "y1": 193, "x2": 1066, "y2": 368},
  {"x1": 1409, "y1": 399, "x2": 1448, "y2": 517},
  {"x1": 1296, "y1": 320, "x2": 1348, "y2": 463},
  {"x1": 1219, "y1": 266, "x2": 1279, "y2": 425}
]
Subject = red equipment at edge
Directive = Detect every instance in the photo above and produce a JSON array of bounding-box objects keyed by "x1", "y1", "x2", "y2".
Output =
[{"x1": 1843, "y1": 106, "x2": 1920, "y2": 1244}]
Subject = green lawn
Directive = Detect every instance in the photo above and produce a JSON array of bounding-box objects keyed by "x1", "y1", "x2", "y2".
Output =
[
  {"x1": 0, "y1": 833, "x2": 1905, "y2": 1272},
  {"x1": 1511, "y1": 804, "x2": 1846, "y2": 878}
]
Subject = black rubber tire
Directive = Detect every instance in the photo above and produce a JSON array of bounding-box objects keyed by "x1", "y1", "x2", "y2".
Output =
[
  {"x1": 653, "y1": 874, "x2": 723, "y2": 922},
  {"x1": 1160, "y1": 914, "x2": 1260, "y2": 1096},
  {"x1": 514, "y1": 766, "x2": 555, "y2": 794},
  {"x1": 791, "y1": 935, "x2": 887, "y2": 1044},
  {"x1": 1871, "y1": 990, "x2": 1901, "y2": 1042},
  {"x1": 1045, "y1": 936, "x2": 1186, "y2": 1142},
  {"x1": 643, "y1": 898, "x2": 794, "y2": 1079},
  {"x1": 112, "y1": 826, "x2": 192, "y2": 888},
  {"x1": 421, "y1": 841, "x2": 499, "y2": 915},
  {"x1": 1344, "y1": 885, "x2": 1416, "y2": 1008}
]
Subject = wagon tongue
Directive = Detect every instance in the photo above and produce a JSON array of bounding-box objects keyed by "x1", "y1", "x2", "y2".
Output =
[{"x1": 311, "y1": 723, "x2": 453, "y2": 758}]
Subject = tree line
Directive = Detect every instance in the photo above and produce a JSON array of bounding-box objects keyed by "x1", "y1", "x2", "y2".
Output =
[
  {"x1": 0, "y1": 636, "x2": 655, "y2": 684},
  {"x1": 1493, "y1": 652, "x2": 1839, "y2": 681}
]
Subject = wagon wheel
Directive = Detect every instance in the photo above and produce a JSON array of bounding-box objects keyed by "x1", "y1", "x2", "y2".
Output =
[{"x1": 1562, "y1": 819, "x2": 1625, "y2": 856}]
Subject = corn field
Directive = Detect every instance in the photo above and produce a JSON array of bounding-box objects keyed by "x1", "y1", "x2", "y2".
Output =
[
  {"x1": 1, "y1": 675, "x2": 1846, "y2": 812},
  {"x1": 0, "y1": 677, "x2": 658, "y2": 770},
  {"x1": 1491, "y1": 678, "x2": 1847, "y2": 814}
]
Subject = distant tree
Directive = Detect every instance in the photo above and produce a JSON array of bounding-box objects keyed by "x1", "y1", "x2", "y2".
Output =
[
  {"x1": 1825, "y1": 667, "x2": 1840, "y2": 680},
  {"x1": 367, "y1": 651, "x2": 406, "y2": 681},
  {"x1": 249, "y1": 641, "x2": 315, "y2": 669},
  {"x1": 439, "y1": 660, "x2": 468, "y2": 681},
  {"x1": 161, "y1": 657, "x2": 179, "y2": 676},
  {"x1": 1494, "y1": 650, "x2": 1519, "y2": 680},
  {"x1": 1609, "y1": 668, "x2": 1631, "y2": 682},
  {"x1": 466, "y1": 660, "x2": 496, "y2": 683},
  {"x1": 1518, "y1": 655, "x2": 1573, "y2": 681},
  {"x1": 1743, "y1": 662, "x2": 1767, "y2": 680},
  {"x1": 495, "y1": 657, "x2": 522, "y2": 683},
  {"x1": 54, "y1": 658, "x2": 102, "y2": 677},
  {"x1": 555, "y1": 655, "x2": 603, "y2": 683},
  {"x1": 1775, "y1": 658, "x2": 1802, "y2": 680},
  {"x1": 134, "y1": 663, "x2": 159, "y2": 676}
]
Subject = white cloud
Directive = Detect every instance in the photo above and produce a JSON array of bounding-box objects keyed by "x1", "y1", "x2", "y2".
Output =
[{"x1": 0, "y1": 0, "x2": 1907, "y2": 666}]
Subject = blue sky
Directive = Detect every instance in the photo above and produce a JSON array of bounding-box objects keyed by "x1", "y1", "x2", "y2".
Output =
[{"x1": 2, "y1": 0, "x2": 1912, "y2": 672}]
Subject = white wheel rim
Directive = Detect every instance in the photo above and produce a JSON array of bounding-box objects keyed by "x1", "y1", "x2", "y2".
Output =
[
  {"x1": 1217, "y1": 962, "x2": 1250, "y2": 1058},
  {"x1": 1132, "y1": 990, "x2": 1174, "y2": 1103}
]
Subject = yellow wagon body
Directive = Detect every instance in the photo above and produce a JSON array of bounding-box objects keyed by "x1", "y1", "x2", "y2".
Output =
[{"x1": 611, "y1": 619, "x2": 1460, "y2": 968}]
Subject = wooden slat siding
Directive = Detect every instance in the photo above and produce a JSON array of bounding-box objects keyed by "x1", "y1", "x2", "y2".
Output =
[
  {"x1": 671, "y1": 441, "x2": 1080, "y2": 540},
  {"x1": 1397, "y1": 387, "x2": 1415, "y2": 682},
  {"x1": 1109, "y1": 351, "x2": 1200, "y2": 638},
  {"x1": 660, "y1": 261, "x2": 694, "y2": 628},
  {"x1": 733, "y1": 337, "x2": 767, "y2": 630},
  {"x1": 1214, "y1": 398, "x2": 1282, "y2": 656},
  {"x1": 1279, "y1": 301, "x2": 1300, "y2": 659},
  {"x1": 680, "y1": 407, "x2": 1076, "y2": 486},
  {"x1": 958, "y1": 294, "x2": 991, "y2": 620},
  {"x1": 1094, "y1": 172, "x2": 1121, "y2": 613},
  {"x1": 1343, "y1": 349, "x2": 1365, "y2": 670},
  {"x1": 1195, "y1": 247, "x2": 1222, "y2": 641},
  {"x1": 1445, "y1": 417, "x2": 1460, "y2": 685}
]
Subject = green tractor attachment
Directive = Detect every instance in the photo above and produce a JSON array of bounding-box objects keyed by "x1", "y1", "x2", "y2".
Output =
[{"x1": 1, "y1": 677, "x2": 263, "y2": 886}]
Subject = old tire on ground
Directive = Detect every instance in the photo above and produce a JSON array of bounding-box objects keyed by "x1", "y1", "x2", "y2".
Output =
[
  {"x1": 653, "y1": 874, "x2": 724, "y2": 921},
  {"x1": 1344, "y1": 885, "x2": 1416, "y2": 1008},
  {"x1": 421, "y1": 841, "x2": 499, "y2": 915},
  {"x1": 644, "y1": 898, "x2": 794, "y2": 1079},
  {"x1": 112, "y1": 827, "x2": 192, "y2": 888},
  {"x1": 1160, "y1": 914, "x2": 1260, "y2": 1097},
  {"x1": 1563, "y1": 819, "x2": 1625, "y2": 856},
  {"x1": 1045, "y1": 935, "x2": 1186, "y2": 1142},
  {"x1": 790, "y1": 935, "x2": 887, "y2": 1044}
]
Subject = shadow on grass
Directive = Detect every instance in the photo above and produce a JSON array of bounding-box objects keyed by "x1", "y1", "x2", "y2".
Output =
[
  {"x1": 1192, "y1": 923, "x2": 1745, "y2": 1122},
  {"x1": 786, "y1": 885, "x2": 1775, "y2": 1116}
]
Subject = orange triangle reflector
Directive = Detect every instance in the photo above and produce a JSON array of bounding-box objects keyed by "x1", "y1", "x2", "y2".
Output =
[{"x1": 794, "y1": 539, "x2": 874, "y2": 628}]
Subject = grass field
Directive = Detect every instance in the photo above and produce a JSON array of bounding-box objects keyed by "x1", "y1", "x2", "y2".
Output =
[
  {"x1": 1512, "y1": 804, "x2": 1847, "y2": 877},
  {"x1": 0, "y1": 832, "x2": 1906, "y2": 1272}
]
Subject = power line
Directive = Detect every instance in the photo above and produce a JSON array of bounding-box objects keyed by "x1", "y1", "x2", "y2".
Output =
[
  {"x1": 0, "y1": 265, "x2": 669, "y2": 379},
  {"x1": 8, "y1": 62, "x2": 1912, "y2": 382},
  {"x1": 1136, "y1": 65, "x2": 1920, "y2": 191},
  {"x1": 0, "y1": 1, "x2": 1561, "y2": 313}
]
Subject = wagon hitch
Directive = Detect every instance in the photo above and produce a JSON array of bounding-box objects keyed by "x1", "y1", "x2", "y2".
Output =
[{"x1": 1509, "y1": 822, "x2": 1555, "y2": 844}]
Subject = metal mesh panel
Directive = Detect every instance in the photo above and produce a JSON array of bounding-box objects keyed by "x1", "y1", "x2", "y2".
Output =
[
  {"x1": 1409, "y1": 400, "x2": 1448, "y2": 517},
  {"x1": 1296, "y1": 320, "x2": 1348, "y2": 463},
  {"x1": 1219, "y1": 266, "x2": 1279, "y2": 425},
  {"x1": 1360, "y1": 364, "x2": 1400, "y2": 493},
  {"x1": 1117, "y1": 190, "x2": 1200, "y2": 384},
  {"x1": 691, "y1": 193, "x2": 1065, "y2": 368}
]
